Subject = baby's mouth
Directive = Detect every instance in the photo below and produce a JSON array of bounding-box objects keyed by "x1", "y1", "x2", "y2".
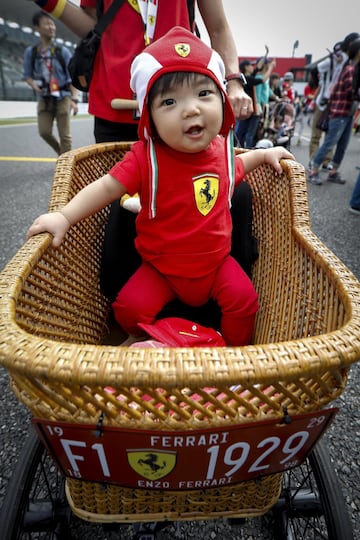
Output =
[{"x1": 185, "y1": 125, "x2": 204, "y2": 136}]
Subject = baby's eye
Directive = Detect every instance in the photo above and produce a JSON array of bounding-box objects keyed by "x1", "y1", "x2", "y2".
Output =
[
  {"x1": 161, "y1": 97, "x2": 176, "y2": 106},
  {"x1": 199, "y1": 89, "x2": 212, "y2": 97}
]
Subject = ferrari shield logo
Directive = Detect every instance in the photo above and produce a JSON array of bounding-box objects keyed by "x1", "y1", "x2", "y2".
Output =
[
  {"x1": 127, "y1": 449, "x2": 177, "y2": 480},
  {"x1": 193, "y1": 175, "x2": 219, "y2": 216},
  {"x1": 175, "y1": 43, "x2": 191, "y2": 58},
  {"x1": 127, "y1": 0, "x2": 140, "y2": 13}
]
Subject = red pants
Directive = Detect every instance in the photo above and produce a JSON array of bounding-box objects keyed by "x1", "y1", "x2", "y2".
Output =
[{"x1": 112, "y1": 256, "x2": 258, "y2": 346}]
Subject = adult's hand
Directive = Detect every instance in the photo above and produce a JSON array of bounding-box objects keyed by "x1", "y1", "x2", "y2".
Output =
[{"x1": 227, "y1": 79, "x2": 253, "y2": 119}]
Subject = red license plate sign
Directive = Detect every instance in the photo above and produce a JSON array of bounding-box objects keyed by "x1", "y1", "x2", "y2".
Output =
[{"x1": 33, "y1": 408, "x2": 337, "y2": 490}]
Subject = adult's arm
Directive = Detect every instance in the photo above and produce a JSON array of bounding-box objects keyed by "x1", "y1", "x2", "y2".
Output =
[
  {"x1": 198, "y1": 0, "x2": 253, "y2": 118},
  {"x1": 30, "y1": 0, "x2": 97, "y2": 37},
  {"x1": 261, "y1": 59, "x2": 276, "y2": 84}
]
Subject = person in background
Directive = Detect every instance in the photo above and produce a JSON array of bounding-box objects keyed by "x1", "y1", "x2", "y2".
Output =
[
  {"x1": 269, "y1": 72, "x2": 282, "y2": 100},
  {"x1": 235, "y1": 59, "x2": 264, "y2": 148},
  {"x1": 303, "y1": 76, "x2": 318, "y2": 116},
  {"x1": 26, "y1": 28, "x2": 294, "y2": 346},
  {"x1": 308, "y1": 37, "x2": 360, "y2": 186},
  {"x1": 309, "y1": 42, "x2": 346, "y2": 170},
  {"x1": 281, "y1": 71, "x2": 296, "y2": 103},
  {"x1": 255, "y1": 57, "x2": 277, "y2": 112},
  {"x1": 236, "y1": 47, "x2": 274, "y2": 148},
  {"x1": 282, "y1": 71, "x2": 301, "y2": 117},
  {"x1": 23, "y1": 11, "x2": 78, "y2": 155},
  {"x1": 253, "y1": 56, "x2": 277, "y2": 143},
  {"x1": 296, "y1": 73, "x2": 317, "y2": 144},
  {"x1": 309, "y1": 33, "x2": 359, "y2": 171}
]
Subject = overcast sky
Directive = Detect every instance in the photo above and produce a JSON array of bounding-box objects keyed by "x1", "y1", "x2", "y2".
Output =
[
  {"x1": 196, "y1": 0, "x2": 360, "y2": 62},
  {"x1": 68, "y1": 0, "x2": 359, "y2": 62}
]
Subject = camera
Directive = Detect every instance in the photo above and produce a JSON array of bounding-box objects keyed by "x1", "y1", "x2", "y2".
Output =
[
  {"x1": 39, "y1": 78, "x2": 51, "y2": 98},
  {"x1": 41, "y1": 86, "x2": 51, "y2": 98}
]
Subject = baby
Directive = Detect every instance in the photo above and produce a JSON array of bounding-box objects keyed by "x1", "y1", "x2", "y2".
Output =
[{"x1": 27, "y1": 27, "x2": 294, "y2": 346}]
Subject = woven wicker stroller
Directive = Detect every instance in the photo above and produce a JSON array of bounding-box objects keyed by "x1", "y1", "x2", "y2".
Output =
[{"x1": 0, "y1": 142, "x2": 359, "y2": 538}]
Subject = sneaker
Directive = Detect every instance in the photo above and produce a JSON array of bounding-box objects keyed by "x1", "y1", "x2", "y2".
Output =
[
  {"x1": 349, "y1": 206, "x2": 360, "y2": 215},
  {"x1": 321, "y1": 163, "x2": 333, "y2": 171},
  {"x1": 327, "y1": 172, "x2": 345, "y2": 184},
  {"x1": 308, "y1": 171, "x2": 322, "y2": 185}
]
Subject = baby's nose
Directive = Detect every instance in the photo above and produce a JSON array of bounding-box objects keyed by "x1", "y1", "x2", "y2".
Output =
[{"x1": 183, "y1": 102, "x2": 200, "y2": 117}]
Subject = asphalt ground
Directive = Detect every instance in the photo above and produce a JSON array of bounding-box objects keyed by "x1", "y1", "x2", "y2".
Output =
[{"x1": 0, "y1": 114, "x2": 359, "y2": 538}]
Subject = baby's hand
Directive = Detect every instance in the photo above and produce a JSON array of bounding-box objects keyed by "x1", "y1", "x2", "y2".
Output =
[
  {"x1": 26, "y1": 211, "x2": 71, "y2": 247},
  {"x1": 264, "y1": 147, "x2": 295, "y2": 174}
]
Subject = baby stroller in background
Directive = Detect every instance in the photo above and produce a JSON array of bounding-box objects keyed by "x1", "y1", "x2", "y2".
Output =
[{"x1": 256, "y1": 101, "x2": 296, "y2": 150}]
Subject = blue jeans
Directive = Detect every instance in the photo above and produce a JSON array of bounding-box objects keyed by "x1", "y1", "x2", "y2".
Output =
[
  {"x1": 350, "y1": 171, "x2": 360, "y2": 209},
  {"x1": 235, "y1": 115, "x2": 260, "y2": 148},
  {"x1": 313, "y1": 115, "x2": 353, "y2": 168}
]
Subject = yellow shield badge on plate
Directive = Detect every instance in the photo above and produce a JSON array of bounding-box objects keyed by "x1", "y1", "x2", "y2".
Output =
[
  {"x1": 175, "y1": 43, "x2": 191, "y2": 58},
  {"x1": 127, "y1": 450, "x2": 177, "y2": 480},
  {"x1": 193, "y1": 175, "x2": 219, "y2": 216}
]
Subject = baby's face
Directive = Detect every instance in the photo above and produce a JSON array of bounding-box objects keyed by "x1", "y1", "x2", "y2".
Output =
[{"x1": 150, "y1": 75, "x2": 223, "y2": 153}]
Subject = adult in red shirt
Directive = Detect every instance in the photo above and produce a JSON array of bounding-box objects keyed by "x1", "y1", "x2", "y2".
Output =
[{"x1": 33, "y1": 0, "x2": 252, "y2": 141}]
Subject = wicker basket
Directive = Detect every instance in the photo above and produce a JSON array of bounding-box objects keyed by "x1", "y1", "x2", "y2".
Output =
[{"x1": 0, "y1": 142, "x2": 359, "y2": 522}]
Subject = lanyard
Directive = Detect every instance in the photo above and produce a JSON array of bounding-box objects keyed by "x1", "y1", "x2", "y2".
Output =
[
  {"x1": 41, "y1": 48, "x2": 53, "y2": 73},
  {"x1": 136, "y1": 0, "x2": 158, "y2": 45}
]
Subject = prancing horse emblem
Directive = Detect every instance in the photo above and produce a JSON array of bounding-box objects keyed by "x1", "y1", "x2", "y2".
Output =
[
  {"x1": 175, "y1": 43, "x2": 191, "y2": 58},
  {"x1": 127, "y1": 450, "x2": 177, "y2": 480},
  {"x1": 193, "y1": 175, "x2": 219, "y2": 216}
]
